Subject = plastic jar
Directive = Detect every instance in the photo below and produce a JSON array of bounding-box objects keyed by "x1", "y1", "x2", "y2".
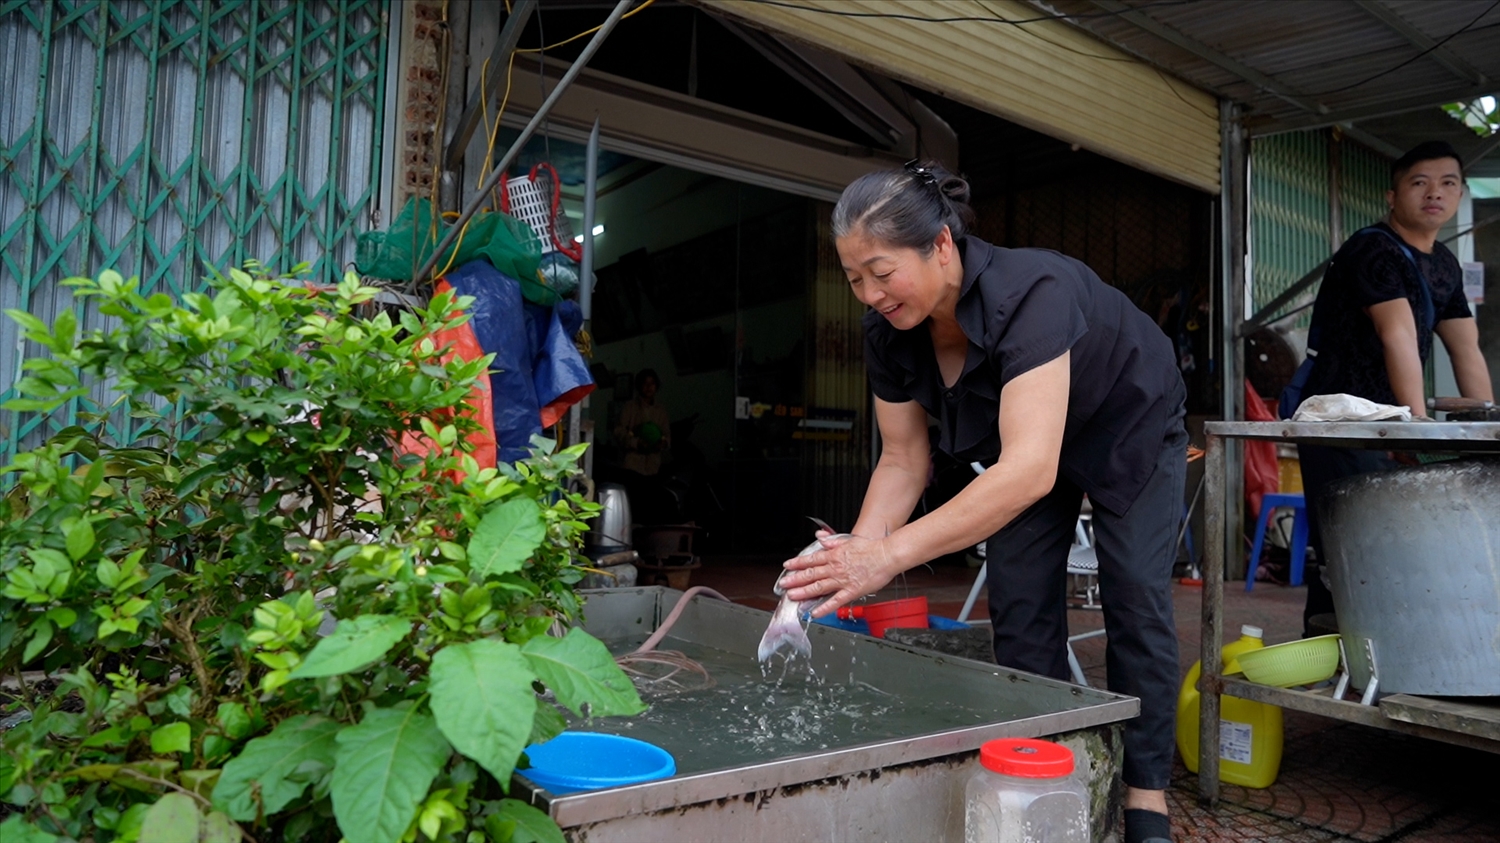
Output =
[{"x1": 965, "y1": 738, "x2": 1089, "y2": 843}]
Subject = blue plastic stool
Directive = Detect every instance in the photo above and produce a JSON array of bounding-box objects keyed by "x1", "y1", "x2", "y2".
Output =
[{"x1": 1246, "y1": 492, "x2": 1308, "y2": 591}]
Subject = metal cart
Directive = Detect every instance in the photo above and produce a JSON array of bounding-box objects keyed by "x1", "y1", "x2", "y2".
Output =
[{"x1": 1198, "y1": 420, "x2": 1500, "y2": 804}]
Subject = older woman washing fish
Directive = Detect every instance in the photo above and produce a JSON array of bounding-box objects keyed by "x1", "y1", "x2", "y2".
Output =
[{"x1": 776, "y1": 162, "x2": 1186, "y2": 843}]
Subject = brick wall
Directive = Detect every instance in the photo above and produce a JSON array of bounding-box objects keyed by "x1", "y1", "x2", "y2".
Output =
[{"x1": 392, "y1": 0, "x2": 447, "y2": 211}]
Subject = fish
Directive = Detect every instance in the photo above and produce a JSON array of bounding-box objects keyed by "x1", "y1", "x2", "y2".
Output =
[{"x1": 757, "y1": 529, "x2": 851, "y2": 662}]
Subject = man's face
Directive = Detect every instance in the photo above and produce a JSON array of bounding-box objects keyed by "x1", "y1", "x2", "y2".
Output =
[{"x1": 1386, "y1": 157, "x2": 1463, "y2": 233}]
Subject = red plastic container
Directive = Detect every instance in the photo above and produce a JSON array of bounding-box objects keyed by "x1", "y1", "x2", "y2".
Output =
[{"x1": 838, "y1": 597, "x2": 929, "y2": 637}]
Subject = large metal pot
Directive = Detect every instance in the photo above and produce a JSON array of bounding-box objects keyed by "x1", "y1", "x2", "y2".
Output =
[
  {"x1": 586, "y1": 482, "x2": 632, "y2": 555},
  {"x1": 1319, "y1": 458, "x2": 1500, "y2": 696}
]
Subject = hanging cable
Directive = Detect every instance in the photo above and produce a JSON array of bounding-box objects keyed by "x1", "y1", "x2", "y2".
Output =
[
  {"x1": 516, "y1": 0, "x2": 658, "y2": 54},
  {"x1": 1301, "y1": 0, "x2": 1498, "y2": 97},
  {"x1": 973, "y1": 0, "x2": 1217, "y2": 122},
  {"x1": 736, "y1": 0, "x2": 1191, "y2": 26}
]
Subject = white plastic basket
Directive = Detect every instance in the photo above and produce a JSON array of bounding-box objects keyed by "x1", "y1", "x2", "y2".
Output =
[{"x1": 504, "y1": 168, "x2": 574, "y2": 256}]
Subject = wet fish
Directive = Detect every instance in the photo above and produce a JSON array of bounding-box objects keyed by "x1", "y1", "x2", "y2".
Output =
[{"x1": 757, "y1": 532, "x2": 850, "y2": 662}]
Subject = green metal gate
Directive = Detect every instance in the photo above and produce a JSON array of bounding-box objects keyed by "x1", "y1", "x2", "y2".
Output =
[
  {"x1": 0, "y1": 0, "x2": 389, "y2": 461},
  {"x1": 1249, "y1": 129, "x2": 1391, "y2": 325}
]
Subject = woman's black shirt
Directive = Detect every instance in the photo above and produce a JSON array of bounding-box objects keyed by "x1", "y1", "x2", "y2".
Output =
[{"x1": 863, "y1": 237, "x2": 1182, "y2": 516}]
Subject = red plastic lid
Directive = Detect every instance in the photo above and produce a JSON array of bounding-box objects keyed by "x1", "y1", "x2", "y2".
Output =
[{"x1": 979, "y1": 739, "x2": 1075, "y2": 778}]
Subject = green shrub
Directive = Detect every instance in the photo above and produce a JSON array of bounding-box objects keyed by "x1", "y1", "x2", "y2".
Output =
[{"x1": 0, "y1": 265, "x2": 639, "y2": 842}]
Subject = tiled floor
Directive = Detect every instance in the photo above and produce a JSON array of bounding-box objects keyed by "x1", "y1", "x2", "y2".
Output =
[{"x1": 691, "y1": 555, "x2": 1500, "y2": 843}]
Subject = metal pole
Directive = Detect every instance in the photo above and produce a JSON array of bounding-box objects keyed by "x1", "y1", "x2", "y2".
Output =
[
  {"x1": 439, "y1": 0, "x2": 470, "y2": 213},
  {"x1": 415, "y1": 0, "x2": 634, "y2": 283},
  {"x1": 1218, "y1": 99, "x2": 1247, "y2": 581},
  {"x1": 1199, "y1": 429, "x2": 1225, "y2": 807},
  {"x1": 580, "y1": 116, "x2": 600, "y2": 321}
]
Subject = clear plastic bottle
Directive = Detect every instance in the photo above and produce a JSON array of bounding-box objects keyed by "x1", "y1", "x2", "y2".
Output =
[{"x1": 965, "y1": 738, "x2": 1089, "y2": 843}]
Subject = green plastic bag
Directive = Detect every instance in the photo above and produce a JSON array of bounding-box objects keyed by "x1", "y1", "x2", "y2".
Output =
[{"x1": 356, "y1": 196, "x2": 558, "y2": 305}]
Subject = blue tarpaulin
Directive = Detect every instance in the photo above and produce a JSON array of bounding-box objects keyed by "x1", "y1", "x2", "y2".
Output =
[{"x1": 442, "y1": 260, "x2": 594, "y2": 463}]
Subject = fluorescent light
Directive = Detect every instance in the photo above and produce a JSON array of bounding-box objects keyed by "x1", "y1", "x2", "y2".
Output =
[{"x1": 572, "y1": 224, "x2": 605, "y2": 244}]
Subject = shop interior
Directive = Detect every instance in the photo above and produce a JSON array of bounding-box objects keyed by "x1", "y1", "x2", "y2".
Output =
[{"x1": 494, "y1": 3, "x2": 1216, "y2": 560}]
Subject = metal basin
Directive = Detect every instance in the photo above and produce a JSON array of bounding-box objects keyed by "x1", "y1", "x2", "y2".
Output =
[
  {"x1": 1320, "y1": 459, "x2": 1500, "y2": 695},
  {"x1": 515, "y1": 587, "x2": 1136, "y2": 842}
]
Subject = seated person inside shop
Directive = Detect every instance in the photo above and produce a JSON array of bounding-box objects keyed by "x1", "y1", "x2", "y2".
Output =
[{"x1": 1296, "y1": 140, "x2": 1494, "y2": 636}]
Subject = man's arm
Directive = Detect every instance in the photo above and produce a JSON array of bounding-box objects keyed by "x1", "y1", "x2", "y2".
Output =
[
  {"x1": 1367, "y1": 299, "x2": 1428, "y2": 416},
  {"x1": 1435, "y1": 317, "x2": 1495, "y2": 401}
]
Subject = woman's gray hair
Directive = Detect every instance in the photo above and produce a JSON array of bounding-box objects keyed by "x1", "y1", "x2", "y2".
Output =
[{"x1": 831, "y1": 161, "x2": 975, "y2": 254}]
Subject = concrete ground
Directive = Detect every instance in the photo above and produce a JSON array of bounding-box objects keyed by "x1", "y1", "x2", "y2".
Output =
[{"x1": 692, "y1": 555, "x2": 1500, "y2": 843}]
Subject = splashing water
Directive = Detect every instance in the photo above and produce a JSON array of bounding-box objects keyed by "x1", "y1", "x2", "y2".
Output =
[{"x1": 584, "y1": 638, "x2": 996, "y2": 776}]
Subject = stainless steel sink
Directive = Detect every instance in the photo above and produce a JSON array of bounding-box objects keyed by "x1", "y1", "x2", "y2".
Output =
[{"x1": 513, "y1": 587, "x2": 1137, "y2": 842}]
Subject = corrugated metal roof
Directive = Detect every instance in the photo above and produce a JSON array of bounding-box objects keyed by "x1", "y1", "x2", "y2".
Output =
[
  {"x1": 1044, "y1": 0, "x2": 1500, "y2": 169},
  {"x1": 700, "y1": 0, "x2": 1223, "y2": 194}
]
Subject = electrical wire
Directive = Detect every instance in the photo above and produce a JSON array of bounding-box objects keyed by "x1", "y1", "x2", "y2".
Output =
[
  {"x1": 973, "y1": 0, "x2": 1218, "y2": 122},
  {"x1": 516, "y1": 0, "x2": 658, "y2": 54},
  {"x1": 737, "y1": 0, "x2": 1192, "y2": 26},
  {"x1": 973, "y1": 0, "x2": 1134, "y2": 63},
  {"x1": 1301, "y1": 0, "x2": 1499, "y2": 96},
  {"x1": 749, "y1": 0, "x2": 1497, "y2": 119}
]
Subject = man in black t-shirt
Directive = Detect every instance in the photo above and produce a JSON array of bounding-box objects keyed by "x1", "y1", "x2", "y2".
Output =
[{"x1": 1297, "y1": 141, "x2": 1494, "y2": 634}]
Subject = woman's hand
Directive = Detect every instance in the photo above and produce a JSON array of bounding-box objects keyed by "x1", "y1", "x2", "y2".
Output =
[{"x1": 778, "y1": 534, "x2": 904, "y2": 618}]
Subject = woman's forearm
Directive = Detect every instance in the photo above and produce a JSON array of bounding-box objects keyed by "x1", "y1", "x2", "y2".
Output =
[
  {"x1": 851, "y1": 457, "x2": 927, "y2": 538},
  {"x1": 886, "y1": 454, "x2": 1052, "y2": 570}
]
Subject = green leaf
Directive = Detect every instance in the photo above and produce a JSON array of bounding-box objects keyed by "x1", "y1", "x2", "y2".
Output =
[
  {"x1": 117, "y1": 803, "x2": 150, "y2": 840},
  {"x1": 45, "y1": 607, "x2": 77, "y2": 628},
  {"x1": 64, "y1": 517, "x2": 95, "y2": 561},
  {"x1": 22, "y1": 620, "x2": 54, "y2": 664},
  {"x1": 216, "y1": 702, "x2": 252, "y2": 739},
  {"x1": 212, "y1": 715, "x2": 341, "y2": 821},
  {"x1": 521, "y1": 628, "x2": 646, "y2": 718},
  {"x1": 429, "y1": 639, "x2": 537, "y2": 784},
  {"x1": 530, "y1": 698, "x2": 568, "y2": 746},
  {"x1": 28, "y1": 547, "x2": 71, "y2": 576},
  {"x1": 331, "y1": 707, "x2": 451, "y2": 843},
  {"x1": 139, "y1": 793, "x2": 201, "y2": 843},
  {"x1": 493, "y1": 798, "x2": 567, "y2": 843},
  {"x1": 289, "y1": 615, "x2": 412, "y2": 678},
  {"x1": 0, "y1": 816, "x2": 59, "y2": 843},
  {"x1": 200, "y1": 811, "x2": 242, "y2": 843},
  {"x1": 152, "y1": 722, "x2": 192, "y2": 755},
  {"x1": 468, "y1": 497, "x2": 545, "y2": 578}
]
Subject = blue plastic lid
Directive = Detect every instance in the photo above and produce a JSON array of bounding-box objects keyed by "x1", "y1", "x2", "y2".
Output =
[{"x1": 520, "y1": 732, "x2": 676, "y2": 794}]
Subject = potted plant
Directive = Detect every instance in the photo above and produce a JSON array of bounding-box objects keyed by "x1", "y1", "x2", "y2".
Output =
[{"x1": 0, "y1": 264, "x2": 642, "y2": 842}]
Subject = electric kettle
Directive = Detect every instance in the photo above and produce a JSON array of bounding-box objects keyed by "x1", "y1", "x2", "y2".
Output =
[{"x1": 586, "y1": 482, "x2": 632, "y2": 555}]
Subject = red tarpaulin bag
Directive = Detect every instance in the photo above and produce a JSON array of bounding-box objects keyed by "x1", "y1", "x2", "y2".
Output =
[{"x1": 1243, "y1": 379, "x2": 1280, "y2": 520}]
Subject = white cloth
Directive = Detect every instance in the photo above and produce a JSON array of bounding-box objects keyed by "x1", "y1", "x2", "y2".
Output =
[{"x1": 1290, "y1": 393, "x2": 1413, "y2": 422}]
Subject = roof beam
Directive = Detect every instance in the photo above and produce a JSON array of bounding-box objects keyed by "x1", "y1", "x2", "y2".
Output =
[
  {"x1": 1088, "y1": 0, "x2": 1326, "y2": 115},
  {"x1": 1355, "y1": 0, "x2": 1487, "y2": 87},
  {"x1": 715, "y1": 17, "x2": 909, "y2": 149},
  {"x1": 1254, "y1": 81, "x2": 1500, "y2": 135},
  {"x1": 1337, "y1": 123, "x2": 1403, "y2": 159},
  {"x1": 444, "y1": 0, "x2": 537, "y2": 171},
  {"x1": 1469, "y1": 132, "x2": 1500, "y2": 168}
]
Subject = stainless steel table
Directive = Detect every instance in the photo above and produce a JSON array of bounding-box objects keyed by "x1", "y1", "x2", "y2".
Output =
[{"x1": 1198, "y1": 421, "x2": 1500, "y2": 805}]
